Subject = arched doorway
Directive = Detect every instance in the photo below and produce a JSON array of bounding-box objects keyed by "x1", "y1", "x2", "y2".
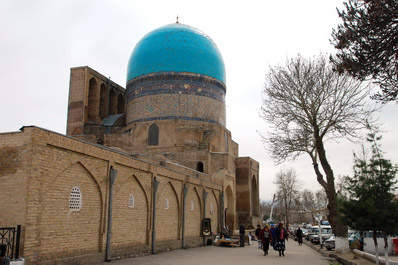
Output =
[
  {"x1": 224, "y1": 185, "x2": 234, "y2": 232},
  {"x1": 251, "y1": 176, "x2": 258, "y2": 216}
]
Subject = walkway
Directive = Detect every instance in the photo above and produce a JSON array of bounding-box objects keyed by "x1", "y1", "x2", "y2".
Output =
[{"x1": 98, "y1": 239, "x2": 335, "y2": 265}]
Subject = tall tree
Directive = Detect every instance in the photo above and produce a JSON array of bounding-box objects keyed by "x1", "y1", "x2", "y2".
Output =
[
  {"x1": 341, "y1": 129, "x2": 398, "y2": 265},
  {"x1": 274, "y1": 167, "x2": 301, "y2": 228},
  {"x1": 331, "y1": 0, "x2": 398, "y2": 102},
  {"x1": 260, "y1": 54, "x2": 378, "y2": 253}
]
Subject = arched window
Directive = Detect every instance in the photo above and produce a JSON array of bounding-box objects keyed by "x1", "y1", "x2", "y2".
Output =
[
  {"x1": 197, "y1": 162, "x2": 204, "y2": 173},
  {"x1": 165, "y1": 198, "x2": 169, "y2": 209},
  {"x1": 148, "y1": 124, "x2": 159, "y2": 146},
  {"x1": 210, "y1": 201, "x2": 214, "y2": 215},
  {"x1": 69, "y1": 186, "x2": 82, "y2": 211},
  {"x1": 128, "y1": 194, "x2": 135, "y2": 208},
  {"x1": 190, "y1": 200, "x2": 194, "y2": 211}
]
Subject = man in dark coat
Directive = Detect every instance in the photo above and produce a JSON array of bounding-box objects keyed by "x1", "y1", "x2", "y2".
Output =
[
  {"x1": 239, "y1": 222, "x2": 245, "y2": 247},
  {"x1": 296, "y1": 227, "x2": 303, "y2": 245}
]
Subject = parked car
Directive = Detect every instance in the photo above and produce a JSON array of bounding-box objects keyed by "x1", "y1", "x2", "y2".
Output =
[
  {"x1": 306, "y1": 227, "x2": 318, "y2": 241},
  {"x1": 311, "y1": 226, "x2": 332, "y2": 244},
  {"x1": 324, "y1": 235, "x2": 335, "y2": 250}
]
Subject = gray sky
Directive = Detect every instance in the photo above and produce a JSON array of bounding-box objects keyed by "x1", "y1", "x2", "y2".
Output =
[{"x1": 1, "y1": 0, "x2": 397, "y2": 200}]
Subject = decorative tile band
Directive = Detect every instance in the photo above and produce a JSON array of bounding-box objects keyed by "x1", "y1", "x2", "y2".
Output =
[
  {"x1": 127, "y1": 116, "x2": 221, "y2": 125},
  {"x1": 126, "y1": 72, "x2": 226, "y2": 103}
]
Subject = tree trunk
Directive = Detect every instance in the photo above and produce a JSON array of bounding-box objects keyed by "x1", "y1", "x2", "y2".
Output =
[
  {"x1": 373, "y1": 230, "x2": 380, "y2": 265},
  {"x1": 383, "y1": 232, "x2": 389, "y2": 265},
  {"x1": 312, "y1": 133, "x2": 349, "y2": 253}
]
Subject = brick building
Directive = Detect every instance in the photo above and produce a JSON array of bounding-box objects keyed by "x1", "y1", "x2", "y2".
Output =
[{"x1": 0, "y1": 22, "x2": 260, "y2": 264}]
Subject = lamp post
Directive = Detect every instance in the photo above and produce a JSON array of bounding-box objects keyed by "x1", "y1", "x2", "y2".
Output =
[{"x1": 315, "y1": 214, "x2": 323, "y2": 249}]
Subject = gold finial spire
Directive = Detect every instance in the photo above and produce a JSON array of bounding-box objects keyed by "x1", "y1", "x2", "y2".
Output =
[{"x1": 176, "y1": 15, "x2": 179, "y2": 24}]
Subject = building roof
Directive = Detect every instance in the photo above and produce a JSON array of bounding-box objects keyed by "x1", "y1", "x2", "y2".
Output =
[{"x1": 126, "y1": 23, "x2": 226, "y2": 84}]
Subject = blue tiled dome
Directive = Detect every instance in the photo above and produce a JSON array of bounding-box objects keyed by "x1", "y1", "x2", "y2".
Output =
[{"x1": 127, "y1": 23, "x2": 226, "y2": 84}]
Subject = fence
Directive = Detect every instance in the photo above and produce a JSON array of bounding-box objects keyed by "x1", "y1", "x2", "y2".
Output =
[{"x1": 0, "y1": 225, "x2": 21, "y2": 259}]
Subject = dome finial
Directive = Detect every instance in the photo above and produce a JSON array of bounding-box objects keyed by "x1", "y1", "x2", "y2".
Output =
[{"x1": 176, "y1": 15, "x2": 179, "y2": 24}]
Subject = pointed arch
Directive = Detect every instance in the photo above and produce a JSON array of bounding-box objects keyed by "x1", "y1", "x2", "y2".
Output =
[
  {"x1": 148, "y1": 123, "x2": 159, "y2": 146},
  {"x1": 156, "y1": 181, "x2": 180, "y2": 241},
  {"x1": 113, "y1": 173, "x2": 149, "y2": 246},
  {"x1": 251, "y1": 175, "x2": 259, "y2": 216},
  {"x1": 109, "y1": 89, "x2": 117, "y2": 115},
  {"x1": 99, "y1": 83, "x2": 108, "y2": 119},
  {"x1": 39, "y1": 161, "x2": 103, "y2": 256},
  {"x1": 117, "y1": 94, "x2": 125, "y2": 114},
  {"x1": 185, "y1": 185, "x2": 202, "y2": 237},
  {"x1": 88, "y1": 77, "x2": 99, "y2": 122},
  {"x1": 225, "y1": 185, "x2": 234, "y2": 231},
  {"x1": 207, "y1": 190, "x2": 219, "y2": 234}
]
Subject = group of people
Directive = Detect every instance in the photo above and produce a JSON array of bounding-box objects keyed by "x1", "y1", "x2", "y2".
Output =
[{"x1": 255, "y1": 223, "x2": 289, "y2": 257}]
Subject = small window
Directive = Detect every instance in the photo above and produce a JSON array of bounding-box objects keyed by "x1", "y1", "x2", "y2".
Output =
[
  {"x1": 128, "y1": 194, "x2": 135, "y2": 208},
  {"x1": 197, "y1": 162, "x2": 204, "y2": 173},
  {"x1": 148, "y1": 124, "x2": 159, "y2": 146},
  {"x1": 69, "y1": 186, "x2": 82, "y2": 211},
  {"x1": 165, "y1": 198, "x2": 169, "y2": 209},
  {"x1": 210, "y1": 201, "x2": 213, "y2": 215},
  {"x1": 190, "y1": 200, "x2": 194, "y2": 211}
]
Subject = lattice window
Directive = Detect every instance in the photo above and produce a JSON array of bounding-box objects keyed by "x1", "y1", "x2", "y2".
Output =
[
  {"x1": 165, "y1": 198, "x2": 169, "y2": 209},
  {"x1": 210, "y1": 201, "x2": 214, "y2": 215},
  {"x1": 128, "y1": 194, "x2": 135, "y2": 208},
  {"x1": 148, "y1": 124, "x2": 159, "y2": 146},
  {"x1": 69, "y1": 186, "x2": 82, "y2": 211},
  {"x1": 190, "y1": 200, "x2": 194, "y2": 211}
]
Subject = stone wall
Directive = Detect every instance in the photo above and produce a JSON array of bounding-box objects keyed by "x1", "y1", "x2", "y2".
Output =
[{"x1": 0, "y1": 127, "x2": 222, "y2": 265}]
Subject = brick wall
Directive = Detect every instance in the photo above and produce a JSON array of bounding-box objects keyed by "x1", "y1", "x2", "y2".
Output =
[{"x1": 0, "y1": 127, "x2": 224, "y2": 264}]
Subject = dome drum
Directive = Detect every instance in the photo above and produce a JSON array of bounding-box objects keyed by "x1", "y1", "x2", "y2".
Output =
[{"x1": 125, "y1": 72, "x2": 226, "y2": 127}]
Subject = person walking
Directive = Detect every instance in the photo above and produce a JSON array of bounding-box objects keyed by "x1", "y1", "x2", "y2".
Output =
[
  {"x1": 255, "y1": 224, "x2": 262, "y2": 249},
  {"x1": 296, "y1": 227, "x2": 303, "y2": 245},
  {"x1": 275, "y1": 222, "x2": 288, "y2": 257},
  {"x1": 269, "y1": 224, "x2": 276, "y2": 248},
  {"x1": 239, "y1": 222, "x2": 245, "y2": 247},
  {"x1": 259, "y1": 224, "x2": 272, "y2": 256}
]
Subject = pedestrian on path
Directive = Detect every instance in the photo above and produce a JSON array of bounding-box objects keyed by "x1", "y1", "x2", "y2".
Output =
[
  {"x1": 239, "y1": 222, "x2": 245, "y2": 247},
  {"x1": 296, "y1": 227, "x2": 303, "y2": 246},
  {"x1": 259, "y1": 224, "x2": 272, "y2": 256},
  {"x1": 274, "y1": 222, "x2": 288, "y2": 257}
]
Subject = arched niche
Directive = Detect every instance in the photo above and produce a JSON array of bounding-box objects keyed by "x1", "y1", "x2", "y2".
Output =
[
  {"x1": 88, "y1": 77, "x2": 99, "y2": 122},
  {"x1": 99, "y1": 83, "x2": 108, "y2": 119},
  {"x1": 117, "y1": 94, "x2": 125, "y2": 114}
]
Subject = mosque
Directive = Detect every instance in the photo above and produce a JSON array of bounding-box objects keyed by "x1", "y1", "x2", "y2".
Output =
[{"x1": 0, "y1": 22, "x2": 260, "y2": 264}]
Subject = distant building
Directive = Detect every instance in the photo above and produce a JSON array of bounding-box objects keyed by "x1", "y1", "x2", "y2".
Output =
[{"x1": 0, "y1": 22, "x2": 260, "y2": 264}]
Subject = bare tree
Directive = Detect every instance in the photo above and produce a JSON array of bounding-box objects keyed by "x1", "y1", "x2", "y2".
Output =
[
  {"x1": 260, "y1": 54, "x2": 378, "y2": 252},
  {"x1": 301, "y1": 189, "x2": 316, "y2": 213},
  {"x1": 274, "y1": 167, "x2": 301, "y2": 228},
  {"x1": 315, "y1": 189, "x2": 328, "y2": 216},
  {"x1": 259, "y1": 200, "x2": 273, "y2": 222}
]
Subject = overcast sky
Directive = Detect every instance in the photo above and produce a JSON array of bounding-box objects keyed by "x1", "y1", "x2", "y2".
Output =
[{"x1": 1, "y1": 0, "x2": 397, "y2": 200}]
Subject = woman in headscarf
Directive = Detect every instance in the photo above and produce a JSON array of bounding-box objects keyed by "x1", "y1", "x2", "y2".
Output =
[
  {"x1": 259, "y1": 224, "x2": 272, "y2": 256},
  {"x1": 275, "y1": 222, "x2": 288, "y2": 256}
]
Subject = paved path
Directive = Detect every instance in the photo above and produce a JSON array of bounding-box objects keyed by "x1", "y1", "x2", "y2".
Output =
[{"x1": 99, "y1": 239, "x2": 335, "y2": 265}]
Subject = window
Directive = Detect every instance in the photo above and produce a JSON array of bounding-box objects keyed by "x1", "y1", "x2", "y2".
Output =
[
  {"x1": 128, "y1": 194, "x2": 135, "y2": 208},
  {"x1": 210, "y1": 202, "x2": 214, "y2": 215},
  {"x1": 196, "y1": 162, "x2": 204, "y2": 173},
  {"x1": 148, "y1": 124, "x2": 159, "y2": 146},
  {"x1": 190, "y1": 200, "x2": 194, "y2": 211},
  {"x1": 69, "y1": 186, "x2": 82, "y2": 211},
  {"x1": 165, "y1": 198, "x2": 169, "y2": 209}
]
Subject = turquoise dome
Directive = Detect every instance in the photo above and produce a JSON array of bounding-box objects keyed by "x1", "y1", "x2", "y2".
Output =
[{"x1": 127, "y1": 23, "x2": 226, "y2": 84}]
